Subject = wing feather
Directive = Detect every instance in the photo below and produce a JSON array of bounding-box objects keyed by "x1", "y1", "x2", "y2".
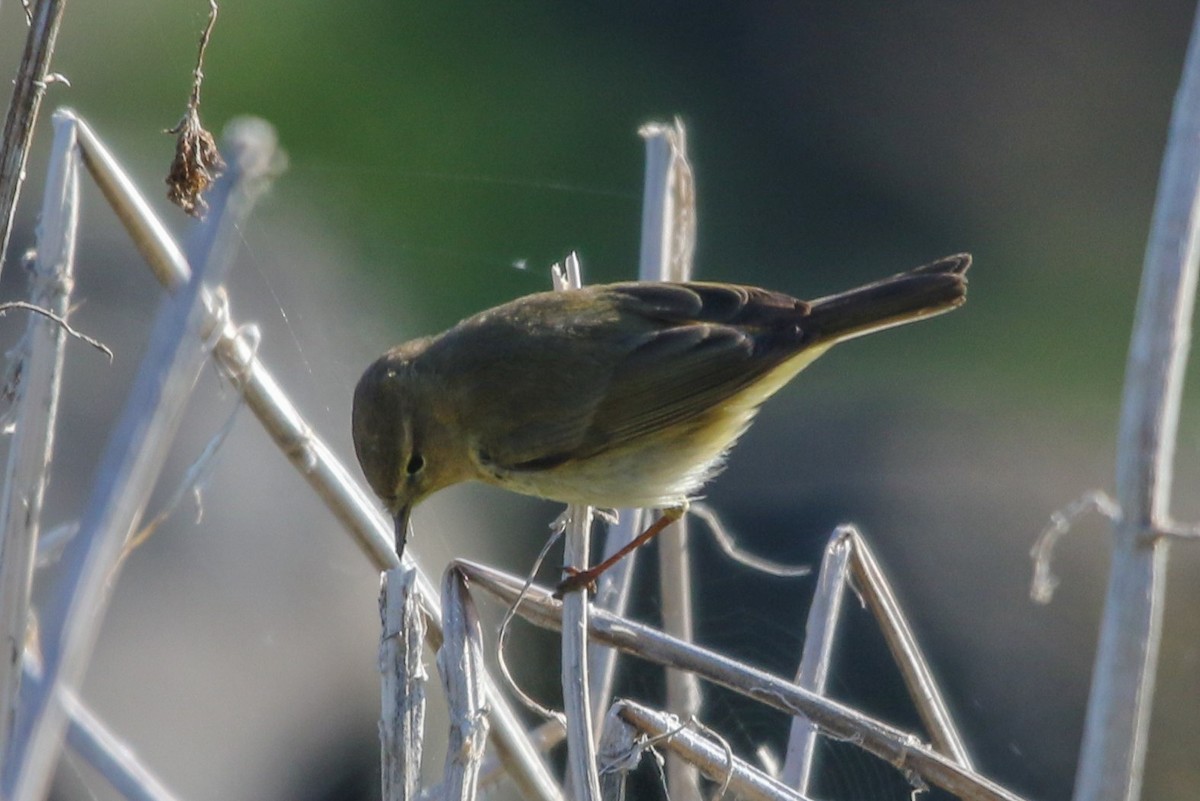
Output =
[{"x1": 516, "y1": 282, "x2": 807, "y2": 466}]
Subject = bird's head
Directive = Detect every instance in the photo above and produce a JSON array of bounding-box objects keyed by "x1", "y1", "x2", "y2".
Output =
[{"x1": 352, "y1": 341, "x2": 465, "y2": 555}]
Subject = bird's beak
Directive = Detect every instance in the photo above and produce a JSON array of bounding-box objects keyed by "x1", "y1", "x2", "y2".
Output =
[{"x1": 393, "y1": 503, "x2": 412, "y2": 559}]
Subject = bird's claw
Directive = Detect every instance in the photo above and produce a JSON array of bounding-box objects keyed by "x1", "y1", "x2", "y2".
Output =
[{"x1": 553, "y1": 566, "x2": 598, "y2": 599}]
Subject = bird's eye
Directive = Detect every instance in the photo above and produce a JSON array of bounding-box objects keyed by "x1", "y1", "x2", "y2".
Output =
[{"x1": 406, "y1": 453, "x2": 425, "y2": 476}]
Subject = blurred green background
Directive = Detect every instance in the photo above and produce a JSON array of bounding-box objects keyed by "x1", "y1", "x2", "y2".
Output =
[{"x1": 4, "y1": 2, "x2": 1200, "y2": 800}]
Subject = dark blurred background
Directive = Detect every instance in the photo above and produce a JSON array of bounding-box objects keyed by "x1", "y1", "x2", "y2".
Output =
[{"x1": 3, "y1": 1, "x2": 1200, "y2": 799}]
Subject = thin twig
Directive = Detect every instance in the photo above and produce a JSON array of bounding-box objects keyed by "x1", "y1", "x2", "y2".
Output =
[
  {"x1": 119, "y1": 396, "x2": 239, "y2": 560},
  {"x1": 116, "y1": 392, "x2": 235, "y2": 569},
  {"x1": 496, "y1": 526, "x2": 565, "y2": 724},
  {"x1": 0, "y1": 301, "x2": 112, "y2": 361},
  {"x1": 680, "y1": 716, "x2": 735, "y2": 801},
  {"x1": 690, "y1": 503, "x2": 812, "y2": 578},
  {"x1": 1029, "y1": 490, "x2": 1120, "y2": 604},
  {"x1": 0, "y1": 0, "x2": 67, "y2": 277},
  {"x1": 188, "y1": 0, "x2": 218, "y2": 111}
]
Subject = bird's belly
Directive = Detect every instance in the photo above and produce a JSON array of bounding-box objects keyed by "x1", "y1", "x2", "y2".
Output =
[{"x1": 480, "y1": 405, "x2": 759, "y2": 509}]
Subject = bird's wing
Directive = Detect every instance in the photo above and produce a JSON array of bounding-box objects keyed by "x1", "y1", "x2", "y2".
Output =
[
  {"x1": 574, "y1": 282, "x2": 807, "y2": 456},
  {"x1": 470, "y1": 282, "x2": 808, "y2": 472}
]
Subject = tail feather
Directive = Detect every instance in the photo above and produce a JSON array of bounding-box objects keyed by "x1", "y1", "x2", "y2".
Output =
[{"x1": 803, "y1": 253, "x2": 970, "y2": 345}]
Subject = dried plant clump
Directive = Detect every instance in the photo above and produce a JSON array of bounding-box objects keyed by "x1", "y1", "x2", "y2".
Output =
[
  {"x1": 165, "y1": 108, "x2": 224, "y2": 218},
  {"x1": 164, "y1": 0, "x2": 223, "y2": 218}
]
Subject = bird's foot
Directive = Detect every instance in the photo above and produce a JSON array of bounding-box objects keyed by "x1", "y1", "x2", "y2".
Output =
[{"x1": 553, "y1": 566, "x2": 599, "y2": 599}]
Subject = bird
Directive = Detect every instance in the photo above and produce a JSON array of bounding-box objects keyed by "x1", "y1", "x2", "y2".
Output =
[{"x1": 352, "y1": 253, "x2": 970, "y2": 595}]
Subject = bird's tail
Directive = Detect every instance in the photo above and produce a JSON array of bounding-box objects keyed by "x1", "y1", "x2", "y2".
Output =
[{"x1": 803, "y1": 253, "x2": 971, "y2": 345}]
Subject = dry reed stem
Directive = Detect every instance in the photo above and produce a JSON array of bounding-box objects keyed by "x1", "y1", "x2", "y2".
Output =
[
  {"x1": 0, "y1": 115, "x2": 180, "y2": 801},
  {"x1": 845, "y1": 528, "x2": 973, "y2": 768},
  {"x1": 639, "y1": 119, "x2": 703, "y2": 801},
  {"x1": 477, "y1": 719, "x2": 566, "y2": 791},
  {"x1": 780, "y1": 526, "x2": 854, "y2": 791},
  {"x1": 3, "y1": 117, "x2": 277, "y2": 801},
  {"x1": 614, "y1": 700, "x2": 816, "y2": 801},
  {"x1": 0, "y1": 0, "x2": 67, "y2": 276},
  {"x1": 550, "y1": 253, "x2": 603, "y2": 801},
  {"x1": 588, "y1": 120, "x2": 699, "y2": 730},
  {"x1": 596, "y1": 704, "x2": 639, "y2": 801},
  {"x1": 456, "y1": 558, "x2": 1028, "y2": 801},
  {"x1": 437, "y1": 568, "x2": 489, "y2": 801},
  {"x1": 0, "y1": 111, "x2": 78, "y2": 764},
  {"x1": 1073, "y1": 5, "x2": 1200, "y2": 799},
  {"x1": 18, "y1": 658, "x2": 184, "y2": 801},
  {"x1": 15, "y1": 653, "x2": 183, "y2": 801},
  {"x1": 585, "y1": 506, "x2": 641, "y2": 719}
]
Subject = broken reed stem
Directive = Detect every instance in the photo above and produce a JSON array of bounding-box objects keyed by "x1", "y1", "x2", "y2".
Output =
[
  {"x1": 64, "y1": 109, "x2": 561, "y2": 801},
  {"x1": 0, "y1": 0, "x2": 67, "y2": 277},
  {"x1": 0, "y1": 113, "x2": 190, "y2": 801},
  {"x1": 781, "y1": 527, "x2": 854, "y2": 791},
  {"x1": 380, "y1": 568, "x2": 426, "y2": 801},
  {"x1": 437, "y1": 568, "x2": 490, "y2": 801},
  {"x1": 1074, "y1": 6, "x2": 1200, "y2": 801},
  {"x1": 596, "y1": 705, "x2": 639, "y2": 801}
]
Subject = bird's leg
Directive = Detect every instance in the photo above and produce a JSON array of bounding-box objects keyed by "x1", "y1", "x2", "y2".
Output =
[{"x1": 553, "y1": 505, "x2": 686, "y2": 598}]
